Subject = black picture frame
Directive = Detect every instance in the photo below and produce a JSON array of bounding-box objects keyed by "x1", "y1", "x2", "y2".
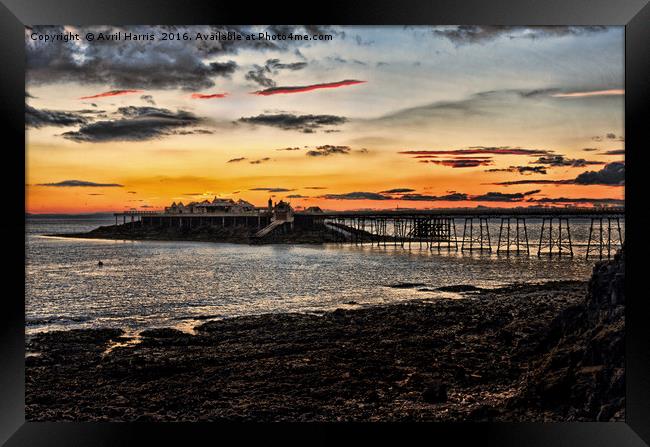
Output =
[{"x1": 2, "y1": 0, "x2": 648, "y2": 444}]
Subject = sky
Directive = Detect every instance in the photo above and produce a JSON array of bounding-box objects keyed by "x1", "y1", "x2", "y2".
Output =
[{"x1": 25, "y1": 25, "x2": 625, "y2": 214}]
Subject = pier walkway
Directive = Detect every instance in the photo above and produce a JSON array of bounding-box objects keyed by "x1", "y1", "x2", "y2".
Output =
[{"x1": 114, "y1": 207, "x2": 624, "y2": 259}]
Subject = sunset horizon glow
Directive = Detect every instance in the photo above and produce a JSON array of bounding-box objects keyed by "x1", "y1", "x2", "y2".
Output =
[{"x1": 26, "y1": 25, "x2": 624, "y2": 214}]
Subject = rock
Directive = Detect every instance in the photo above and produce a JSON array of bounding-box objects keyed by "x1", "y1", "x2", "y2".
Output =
[
  {"x1": 436, "y1": 285, "x2": 483, "y2": 293},
  {"x1": 422, "y1": 382, "x2": 448, "y2": 403},
  {"x1": 387, "y1": 282, "x2": 426, "y2": 289},
  {"x1": 510, "y1": 246, "x2": 625, "y2": 421},
  {"x1": 140, "y1": 328, "x2": 188, "y2": 338}
]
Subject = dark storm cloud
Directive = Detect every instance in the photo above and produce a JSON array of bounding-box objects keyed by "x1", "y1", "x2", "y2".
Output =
[
  {"x1": 286, "y1": 194, "x2": 309, "y2": 198},
  {"x1": 306, "y1": 145, "x2": 351, "y2": 157},
  {"x1": 227, "y1": 157, "x2": 247, "y2": 163},
  {"x1": 432, "y1": 26, "x2": 608, "y2": 45},
  {"x1": 61, "y1": 106, "x2": 205, "y2": 142},
  {"x1": 249, "y1": 157, "x2": 271, "y2": 164},
  {"x1": 485, "y1": 166, "x2": 548, "y2": 175},
  {"x1": 530, "y1": 155, "x2": 604, "y2": 167},
  {"x1": 491, "y1": 162, "x2": 625, "y2": 186},
  {"x1": 574, "y1": 162, "x2": 624, "y2": 185},
  {"x1": 25, "y1": 104, "x2": 88, "y2": 128},
  {"x1": 37, "y1": 180, "x2": 123, "y2": 187},
  {"x1": 249, "y1": 187, "x2": 293, "y2": 192},
  {"x1": 276, "y1": 147, "x2": 302, "y2": 151},
  {"x1": 238, "y1": 113, "x2": 347, "y2": 133},
  {"x1": 26, "y1": 25, "x2": 318, "y2": 90}
]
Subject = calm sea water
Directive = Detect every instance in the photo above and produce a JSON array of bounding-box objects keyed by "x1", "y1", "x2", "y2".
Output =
[{"x1": 25, "y1": 216, "x2": 623, "y2": 334}]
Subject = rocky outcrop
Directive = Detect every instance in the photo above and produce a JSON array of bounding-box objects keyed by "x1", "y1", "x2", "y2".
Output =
[
  {"x1": 57, "y1": 222, "x2": 340, "y2": 245},
  {"x1": 504, "y1": 247, "x2": 625, "y2": 421}
]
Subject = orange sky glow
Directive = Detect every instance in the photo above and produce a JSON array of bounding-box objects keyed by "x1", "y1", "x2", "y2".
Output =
[{"x1": 25, "y1": 25, "x2": 625, "y2": 214}]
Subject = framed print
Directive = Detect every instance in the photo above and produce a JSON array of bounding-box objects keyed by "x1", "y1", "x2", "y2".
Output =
[{"x1": 1, "y1": 0, "x2": 649, "y2": 445}]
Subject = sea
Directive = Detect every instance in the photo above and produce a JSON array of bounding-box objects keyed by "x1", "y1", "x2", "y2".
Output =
[{"x1": 25, "y1": 215, "x2": 623, "y2": 335}]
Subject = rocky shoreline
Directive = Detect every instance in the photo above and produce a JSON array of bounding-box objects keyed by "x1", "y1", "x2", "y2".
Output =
[
  {"x1": 25, "y1": 250, "x2": 625, "y2": 422},
  {"x1": 53, "y1": 222, "x2": 340, "y2": 245}
]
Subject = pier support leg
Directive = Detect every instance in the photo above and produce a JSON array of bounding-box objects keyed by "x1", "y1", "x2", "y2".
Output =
[
  {"x1": 538, "y1": 217, "x2": 573, "y2": 257},
  {"x1": 586, "y1": 217, "x2": 623, "y2": 260}
]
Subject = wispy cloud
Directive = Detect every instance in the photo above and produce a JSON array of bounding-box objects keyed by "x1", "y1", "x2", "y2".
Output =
[
  {"x1": 379, "y1": 188, "x2": 416, "y2": 194},
  {"x1": 529, "y1": 155, "x2": 604, "y2": 167},
  {"x1": 37, "y1": 180, "x2": 124, "y2": 187},
  {"x1": 485, "y1": 166, "x2": 548, "y2": 175},
  {"x1": 319, "y1": 191, "x2": 392, "y2": 201},
  {"x1": 238, "y1": 113, "x2": 347, "y2": 133},
  {"x1": 190, "y1": 93, "x2": 228, "y2": 99},
  {"x1": 306, "y1": 145, "x2": 351, "y2": 157},
  {"x1": 79, "y1": 89, "x2": 142, "y2": 100},
  {"x1": 527, "y1": 197, "x2": 624, "y2": 205},
  {"x1": 420, "y1": 158, "x2": 493, "y2": 168},
  {"x1": 551, "y1": 89, "x2": 624, "y2": 98},
  {"x1": 252, "y1": 79, "x2": 366, "y2": 96},
  {"x1": 26, "y1": 105, "x2": 88, "y2": 128},
  {"x1": 245, "y1": 58, "x2": 308, "y2": 88},
  {"x1": 600, "y1": 149, "x2": 625, "y2": 156},
  {"x1": 249, "y1": 187, "x2": 293, "y2": 192},
  {"x1": 400, "y1": 146, "x2": 552, "y2": 157},
  {"x1": 62, "y1": 106, "x2": 206, "y2": 142},
  {"x1": 432, "y1": 25, "x2": 608, "y2": 46},
  {"x1": 492, "y1": 162, "x2": 624, "y2": 186},
  {"x1": 318, "y1": 189, "x2": 541, "y2": 202}
]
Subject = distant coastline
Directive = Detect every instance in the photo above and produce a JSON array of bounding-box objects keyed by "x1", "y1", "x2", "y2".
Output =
[{"x1": 27, "y1": 212, "x2": 116, "y2": 219}]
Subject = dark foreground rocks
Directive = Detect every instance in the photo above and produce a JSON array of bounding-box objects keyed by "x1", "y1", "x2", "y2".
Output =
[
  {"x1": 25, "y1": 253, "x2": 624, "y2": 422},
  {"x1": 499, "y1": 247, "x2": 626, "y2": 422}
]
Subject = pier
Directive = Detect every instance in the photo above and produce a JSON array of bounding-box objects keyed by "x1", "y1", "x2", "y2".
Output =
[
  {"x1": 296, "y1": 207, "x2": 625, "y2": 259},
  {"x1": 114, "y1": 206, "x2": 624, "y2": 260}
]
